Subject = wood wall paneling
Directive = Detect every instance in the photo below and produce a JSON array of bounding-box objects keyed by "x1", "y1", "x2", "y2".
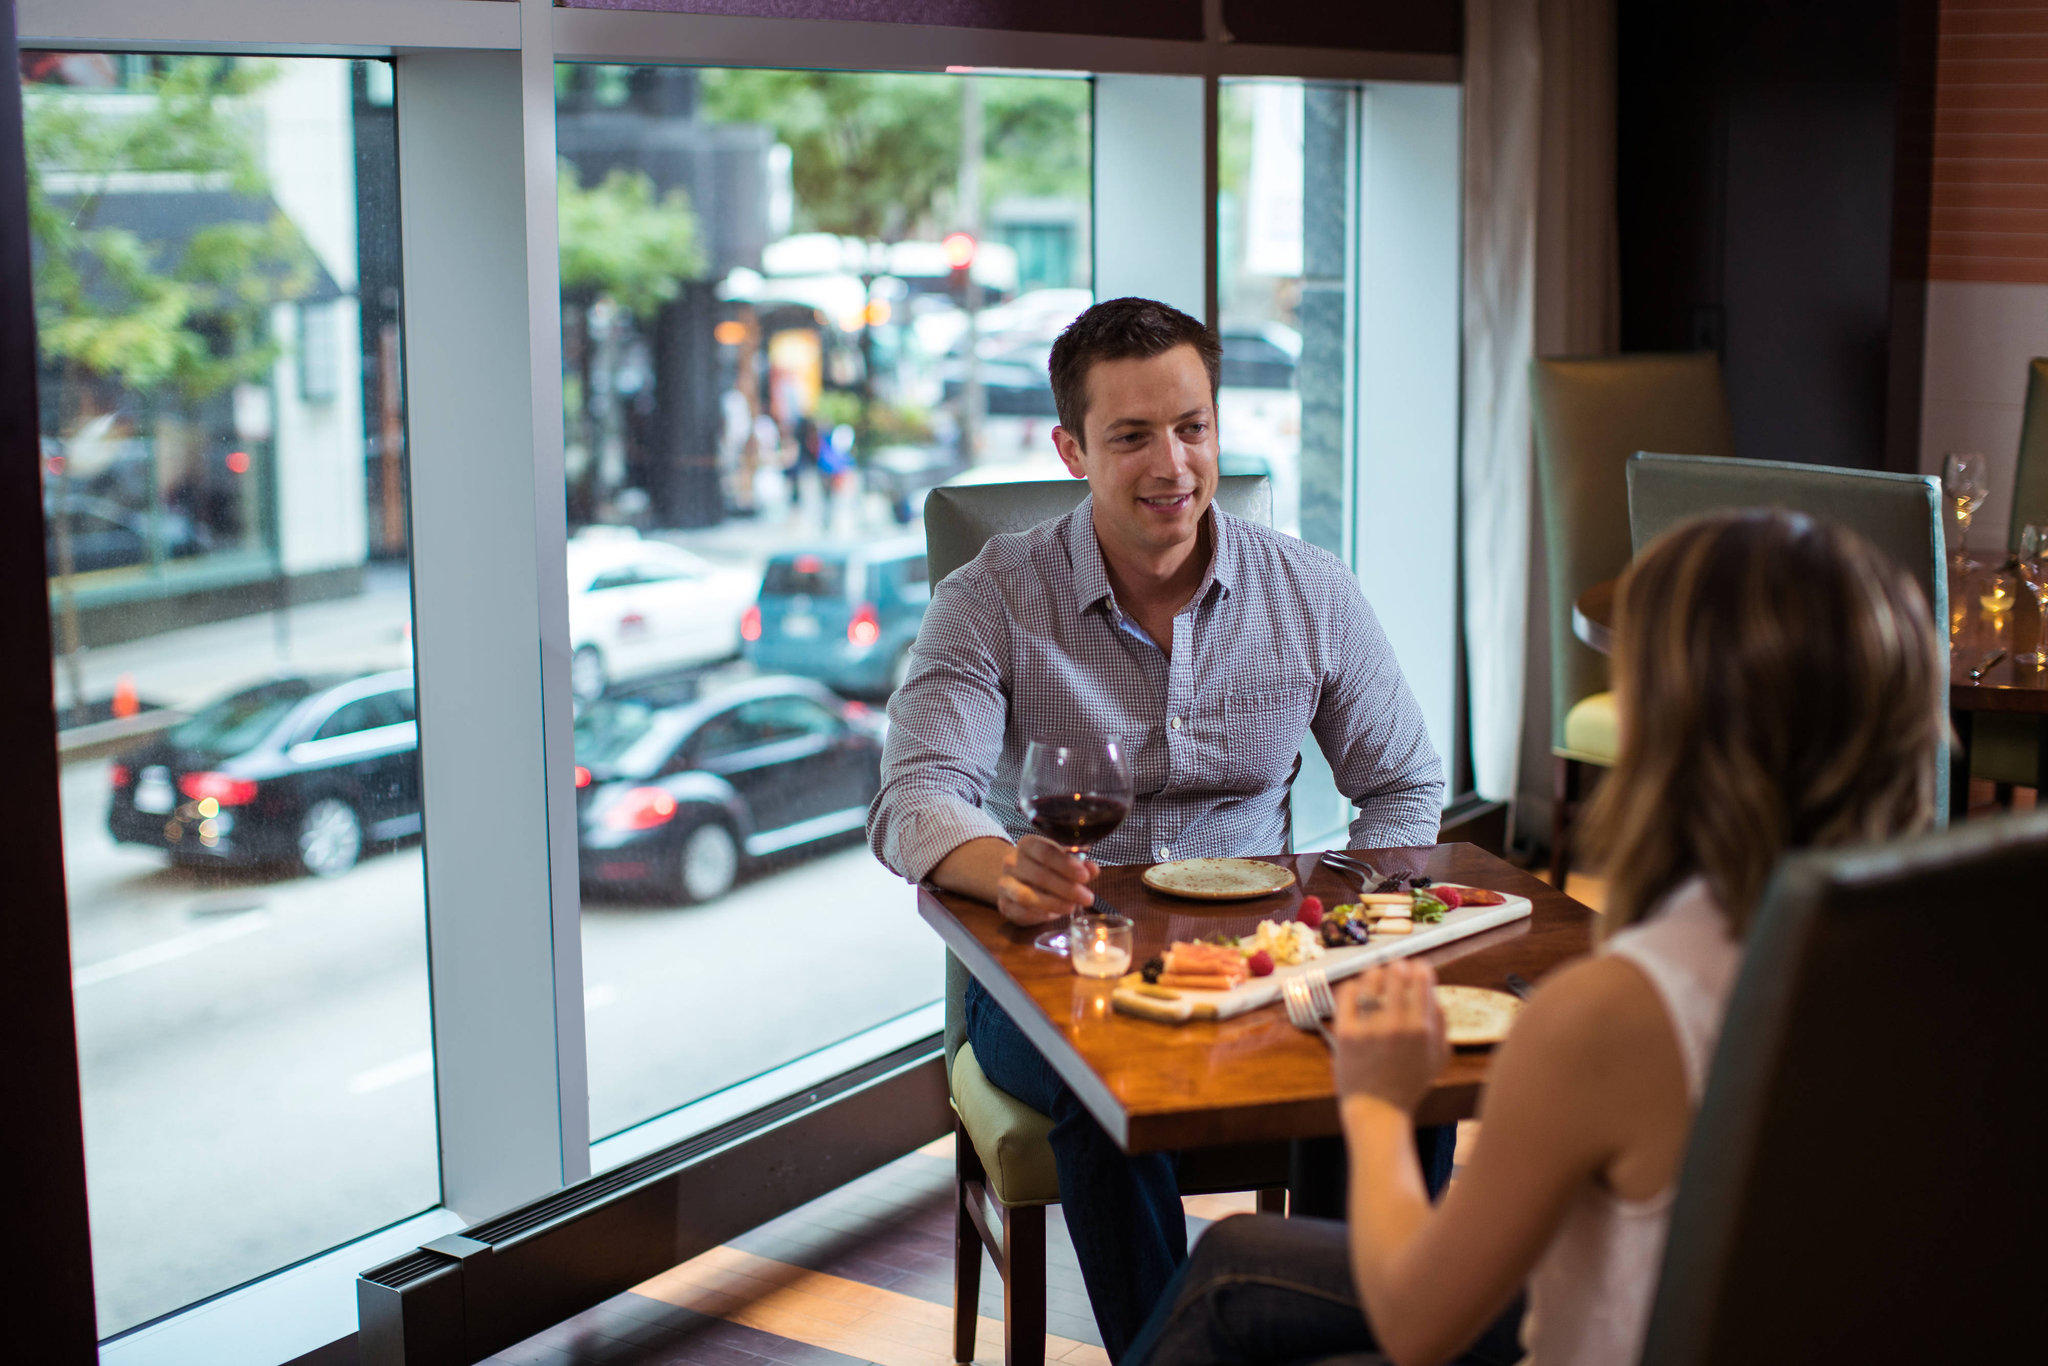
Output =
[{"x1": 1932, "y1": 0, "x2": 2048, "y2": 284}]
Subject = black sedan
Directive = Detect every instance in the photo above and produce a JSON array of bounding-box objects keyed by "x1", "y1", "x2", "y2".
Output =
[
  {"x1": 575, "y1": 676, "x2": 885, "y2": 903},
  {"x1": 108, "y1": 671, "x2": 420, "y2": 878}
]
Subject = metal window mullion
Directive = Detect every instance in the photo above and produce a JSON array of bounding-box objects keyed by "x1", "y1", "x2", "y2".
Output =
[
  {"x1": 395, "y1": 31, "x2": 587, "y2": 1225},
  {"x1": 1091, "y1": 73, "x2": 1210, "y2": 321},
  {"x1": 15, "y1": 0, "x2": 520, "y2": 54}
]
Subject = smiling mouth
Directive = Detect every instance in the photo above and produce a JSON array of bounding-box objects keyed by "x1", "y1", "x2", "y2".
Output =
[{"x1": 1138, "y1": 492, "x2": 1193, "y2": 512}]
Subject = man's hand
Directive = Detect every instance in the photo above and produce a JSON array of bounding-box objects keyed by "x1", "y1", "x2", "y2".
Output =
[
  {"x1": 929, "y1": 834, "x2": 1097, "y2": 926},
  {"x1": 997, "y1": 835, "x2": 1098, "y2": 926}
]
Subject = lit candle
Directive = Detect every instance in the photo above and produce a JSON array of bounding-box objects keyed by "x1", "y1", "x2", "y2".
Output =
[{"x1": 1070, "y1": 913, "x2": 1133, "y2": 979}]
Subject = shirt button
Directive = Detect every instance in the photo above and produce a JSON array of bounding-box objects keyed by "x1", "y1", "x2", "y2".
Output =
[
  {"x1": 1169, "y1": 715, "x2": 1183, "y2": 731},
  {"x1": 1158, "y1": 845, "x2": 1171, "y2": 860}
]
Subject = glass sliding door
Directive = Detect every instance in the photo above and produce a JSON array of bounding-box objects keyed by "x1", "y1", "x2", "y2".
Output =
[{"x1": 24, "y1": 52, "x2": 437, "y2": 1335}]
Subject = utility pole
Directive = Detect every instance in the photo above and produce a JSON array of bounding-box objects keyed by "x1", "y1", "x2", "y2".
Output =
[{"x1": 958, "y1": 77, "x2": 984, "y2": 464}]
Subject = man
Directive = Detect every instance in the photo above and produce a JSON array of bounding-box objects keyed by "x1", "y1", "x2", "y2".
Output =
[{"x1": 867, "y1": 297, "x2": 1444, "y2": 1358}]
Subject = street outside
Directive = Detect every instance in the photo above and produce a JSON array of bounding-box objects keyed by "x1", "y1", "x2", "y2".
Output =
[{"x1": 60, "y1": 499, "x2": 942, "y2": 1335}]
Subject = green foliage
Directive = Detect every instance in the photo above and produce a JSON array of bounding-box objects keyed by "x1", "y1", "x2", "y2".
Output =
[
  {"x1": 813, "y1": 391, "x2": 936, "y2": 451},
  {"x1": 698, "y1": 69, "x2": 1087, "y2": 240},
  {"x1": 556, "y1": 161, "x2": 708, "y2": 316},
  {"x1": 23, "y1": 57, "x2": 316, "y2": 405}
]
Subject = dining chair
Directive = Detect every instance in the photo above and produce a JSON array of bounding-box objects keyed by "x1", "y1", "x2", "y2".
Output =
[
  {"x1": 1970, "y1": 359, "x2": 2048, "y2": 802},
  {"x1": 922, "y1": 475, "x2": 1290, "y2": 1366},
  {"x1": 2008, "y1": 356, "x2": 2047, "y2": 548},
  {"x1": 1624, "y1": 452, "x2": 1951, "y2": 820},
  {"x1": 1532, "y1": 354, "x2": 1733, "y2": 887},
  {"x1": 1638, "y1": 807, "x2": 2048, "y2": 1365}
]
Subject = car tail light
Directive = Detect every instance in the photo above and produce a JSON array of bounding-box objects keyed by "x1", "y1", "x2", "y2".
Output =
[
  {"x1": 110, "y1": 763, "x2": 131, "y2": 788},
  {"x1": 740, "y1": 604, "x2": 761, "y2": 642},
  {"x1": 602, "y1": 786, "x2": 678, "y2": 831},
  {"x1": 178, "y1": 772, "x2": 258, "y2": 806},
  {"x1": 574, "y1": 765, "x2": 592, "y2": 789},
  {"x1": 849, "y1": 602, "x2": 880, "y2": 647}
]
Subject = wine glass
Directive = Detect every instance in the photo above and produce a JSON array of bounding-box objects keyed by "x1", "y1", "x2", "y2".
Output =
[
  {"x1": 1019, "y1": 740, "x2": 1133, "y2": 955},
  {"x1": 1943, "y1": 452, "x2": 1990, "y2": 565},
  {"x1": 2019, "y1": 524, "x2": 2048, "y2": 667}
]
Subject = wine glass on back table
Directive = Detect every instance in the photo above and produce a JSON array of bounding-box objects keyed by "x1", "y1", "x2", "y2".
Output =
[
  {"x1": 1020, "y1": 740, "x2": 1133, "y2": 955},
  {"x1": 1944, "y1": 452, "x2": 1989, "y2": 565}
]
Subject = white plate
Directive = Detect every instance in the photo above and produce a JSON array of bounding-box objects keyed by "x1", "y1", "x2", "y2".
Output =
[{"x1": 1141, "y1": 857, "x2": 1297, "y2": 900}]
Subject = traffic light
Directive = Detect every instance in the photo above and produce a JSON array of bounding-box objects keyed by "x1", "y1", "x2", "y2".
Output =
[{"x1": 943, "y1": 231, "x2": 976, "y2": 304}]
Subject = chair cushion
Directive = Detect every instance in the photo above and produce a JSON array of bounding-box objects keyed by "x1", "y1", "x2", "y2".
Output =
[
  {"x1": 1558, "y1": 691, "x2": 1619, "y2": 766},
  {"x1": 1969, "y1": 713, "x2": 2042, "y2": 788},
  {"x1": 951, "y1": 1042, "x2": 1059, "y2": 1207}
]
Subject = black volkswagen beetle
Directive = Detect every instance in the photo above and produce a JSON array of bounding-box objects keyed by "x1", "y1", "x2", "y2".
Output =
[
  {"x1": 575, "y1": 676, "x2": 885, "y2": 903},
  {"x1": 108, "y1": 671, "x2": 420, "y2": 878}
]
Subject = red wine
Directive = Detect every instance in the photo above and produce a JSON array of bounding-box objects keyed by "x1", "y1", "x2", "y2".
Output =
[{"x1": 1027, "y1": 793, "x2": 1130, "y2": 849}]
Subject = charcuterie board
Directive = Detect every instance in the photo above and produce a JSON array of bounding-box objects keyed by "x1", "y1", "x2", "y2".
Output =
[{"x1": 1109, "y1": 891, "x2": 1532, "y2": 1024}]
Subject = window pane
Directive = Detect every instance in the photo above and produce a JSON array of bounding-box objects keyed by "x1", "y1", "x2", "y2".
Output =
[
  {"x1": 556, "y1": 65, "x2": 1091, "y2": 1142},
  {"x1": 1218, "y1": 80, "x2": 1357, "y2": 843},
  {"x1": 26, "y1": 53, "x2": 436, "y2": 1334}
]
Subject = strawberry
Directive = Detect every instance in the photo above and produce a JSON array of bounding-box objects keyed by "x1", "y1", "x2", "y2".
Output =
[
  {"x1": 1246, "y1": 950, "x2": 1275, "y2": 977},
  {"x1": 1298, "y1": 896, "x2": 1324, "y2": 928}
]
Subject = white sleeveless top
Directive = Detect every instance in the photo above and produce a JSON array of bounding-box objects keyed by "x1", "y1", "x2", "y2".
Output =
[{"x1": 1520, "y1": 878, "x2": 1741, "y2": 1366}]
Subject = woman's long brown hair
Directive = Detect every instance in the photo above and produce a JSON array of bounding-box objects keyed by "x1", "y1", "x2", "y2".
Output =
[{"x1": 1582, "y1": 510, "x2": 1946, "y2": 936}]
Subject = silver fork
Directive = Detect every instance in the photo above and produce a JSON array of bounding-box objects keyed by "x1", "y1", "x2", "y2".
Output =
[
  {"x1": 1305, "y1": 967, "x2": 1338, "y2": 1021},
  {"x1": 1318, "y1": 850, "x2": 1382, "y2": 891},
  {"x1": 1281, "y1": 976, "x2": 1335, "y2": 1048}
]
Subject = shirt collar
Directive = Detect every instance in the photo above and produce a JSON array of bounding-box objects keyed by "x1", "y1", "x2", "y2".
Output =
[{"x1": 1067, "y1": 493, "x2": 1236, "y2": 618}]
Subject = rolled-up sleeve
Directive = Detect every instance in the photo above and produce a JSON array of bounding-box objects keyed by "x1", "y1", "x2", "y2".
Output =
[
  {"x1": 866, "y1": 567, "x2": 1015, "y2": 883},
  {"x1": 1312, "y1": 579, "x2": 1446, "y2": 849}
]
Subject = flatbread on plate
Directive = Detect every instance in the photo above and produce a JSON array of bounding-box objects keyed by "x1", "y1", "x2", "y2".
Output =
[
  {"x1": 1435, "y1": 985, "x2": 1521, "y2": 1047},
  {"x1": 1141, "y1": 857, "x2": 1297, "y2": 900}
]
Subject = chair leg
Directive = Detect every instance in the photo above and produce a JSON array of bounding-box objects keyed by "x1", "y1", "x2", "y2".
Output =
[
  {"x1": 1550, "y1": 756, "x2": 1578, "y2": 887},
  {"x1": 953, "y1": 1126, "x2": 983, "y2": 1363},
  {"x1": 1255, "y1": 1186, "x2": 1288, "y2": 1215},
  {"x1": 1001, "y1": 1203, "x2": 1047, "y2": 1366}
]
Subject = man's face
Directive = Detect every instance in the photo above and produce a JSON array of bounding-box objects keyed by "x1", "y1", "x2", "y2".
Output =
[{"x1": 1052, "y1": 344, "x2": 1219, "y2": 561}]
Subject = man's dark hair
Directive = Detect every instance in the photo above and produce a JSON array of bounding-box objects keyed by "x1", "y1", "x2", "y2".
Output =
[{"x1": 1047, "y1": 297, "x2": 1222, "y2": 444}]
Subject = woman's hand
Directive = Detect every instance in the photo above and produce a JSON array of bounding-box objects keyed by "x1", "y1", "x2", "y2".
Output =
[{"x1": 1333, "y1": 961, "x2": 1449, "y2": 1115}]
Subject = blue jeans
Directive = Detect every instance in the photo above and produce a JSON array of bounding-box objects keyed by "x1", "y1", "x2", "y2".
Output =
[
  {"x1": 1121, "y1": 1212, "x2": 1527, "y2": 1366},
  {"x1": 966, "y1": 980, "x2": 1457, "y2": 1362}
]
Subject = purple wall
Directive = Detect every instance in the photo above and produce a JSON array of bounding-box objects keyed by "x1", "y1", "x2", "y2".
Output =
[{"x1": 556, "y1": 0, "x2": 1204, "y2": 41}]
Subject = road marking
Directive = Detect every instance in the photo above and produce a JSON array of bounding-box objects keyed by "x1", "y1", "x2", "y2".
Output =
[
  {"x1": 349, "y1": 1050, "x2": 432, "y2": 1095},
  {"x1": 71, "y1": 911, "x2": 274, "y2": 990}
]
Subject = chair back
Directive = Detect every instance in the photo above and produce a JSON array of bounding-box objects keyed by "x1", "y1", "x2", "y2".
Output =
[
  {"x1": 2012, "y1": 356, "x2": 2048, "y2": 547},
  {"x1": 1626, "y1": 452, "x2": 1951, "y2": 818},
  {"x1": 925, "y1": 475, "x2": 1273, "y2": 1067},
  {"x1": 923, "y1": 474, "x2": 1275, "y2": 585},
  {"x1": 1532, "y1": 353, "x2": 1733, "y2": 749},
  {"x1": 1640, "y1": 808, "x2": 2048, "y2": 1366}
]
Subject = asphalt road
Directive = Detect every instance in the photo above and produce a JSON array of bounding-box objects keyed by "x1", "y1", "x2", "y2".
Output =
[{"x1": 62, "y1": 754, "x2": 938, "y2": 1335}]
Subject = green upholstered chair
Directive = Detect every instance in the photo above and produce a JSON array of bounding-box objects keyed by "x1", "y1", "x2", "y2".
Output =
[
  {"x1": 1624, "y1": 452, "x2": 1951, "y2": 821},
  {"x1": 1531, "y1": 354, "x2": 1734, "y2": 885},
  {"x1": 1639, "y1": 808, "x2": 2048, "y2": 1366},
  {"x1": 922, "y1": 476, "x2": 1290, "y2": 1366},
  {"x1": 1972, "y1": 358, "x2": 2048, "y2": 801},
  {"x1": 2009, "y1": 357, "x2": 2048, "y2": 549}
]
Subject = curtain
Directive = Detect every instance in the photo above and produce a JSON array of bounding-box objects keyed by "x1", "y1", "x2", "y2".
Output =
[{"x1": 1460, "y1": 0, "x2": 1616, "y2": 833}]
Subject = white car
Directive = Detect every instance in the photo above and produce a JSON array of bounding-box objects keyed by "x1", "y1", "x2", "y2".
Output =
[{"x1": 566, "y1": 531, "x2": 758, "y2": 703}]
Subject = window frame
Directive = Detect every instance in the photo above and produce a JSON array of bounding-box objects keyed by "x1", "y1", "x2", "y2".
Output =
[{"x1": 11, "y1": 3, "x2": 1464, "y2": 1362}]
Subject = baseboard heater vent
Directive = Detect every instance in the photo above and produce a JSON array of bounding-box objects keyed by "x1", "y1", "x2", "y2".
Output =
[{"x1": 358, "y1": 1035, "x2": 949, "y2": 1365}]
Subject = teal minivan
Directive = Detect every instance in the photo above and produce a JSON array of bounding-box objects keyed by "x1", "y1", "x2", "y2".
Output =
[{"x1": 742, "y1": 538, "x2": 931, "y2": 698}]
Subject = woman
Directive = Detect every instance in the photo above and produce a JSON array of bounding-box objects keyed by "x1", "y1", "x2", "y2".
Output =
[{"x1": 1122, "y1": 509, "x2": 1946, "y2": 1366}]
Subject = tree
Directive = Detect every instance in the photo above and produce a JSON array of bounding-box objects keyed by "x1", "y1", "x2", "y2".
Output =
[
  {"x1": 555, "y1": 160, "x2": 708, "y2": 521},
  {"x1": 23, "y1": 56, "x2": 320, "y2": 719}
]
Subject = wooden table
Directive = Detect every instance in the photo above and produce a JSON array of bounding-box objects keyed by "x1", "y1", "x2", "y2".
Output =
[
  {"x1": 1574, "y1": 568, "x2": 2047, "y2": 812},
  {"x1": 918, "y1": 843, "x2": 1595, "y2": 1154}
]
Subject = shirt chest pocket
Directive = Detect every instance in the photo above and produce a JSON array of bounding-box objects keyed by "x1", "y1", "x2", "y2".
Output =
[{"x1": 1206, "y1": 684, "x2": 1318, "y2": 791}]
